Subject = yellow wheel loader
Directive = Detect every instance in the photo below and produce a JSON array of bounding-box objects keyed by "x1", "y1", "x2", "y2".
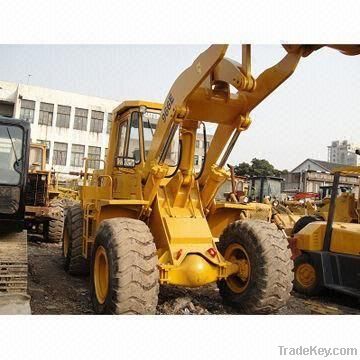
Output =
[
  {"x1": 62, "y1": 44, "x2": 360, "y2": 314},
  {"x1": 25, "y1": 143, "x2": 68, "y2": 243},
  {"x1": 292, "y1": 166, "x2": 360, "y2": 297}
]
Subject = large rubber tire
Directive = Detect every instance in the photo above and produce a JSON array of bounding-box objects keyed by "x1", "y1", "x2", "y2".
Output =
[
  {"x1": 292, "y1": 215, "x2": 323, "y2": 235},
  {"x1": 218, "y1": 220, "x2": 294, "y2": 314},
  {"x1": 90, "y1": 218, "x2": 159, "y2": 315},
  {"x1": 62, "y1": 203, "x2": 89, "y2": 275},
  {"x1": 293, "y1": 253, "x2": 323, "y2": 296},
  {"x1": 47, "y1": 199, "x2": 65, "y2": 243}
]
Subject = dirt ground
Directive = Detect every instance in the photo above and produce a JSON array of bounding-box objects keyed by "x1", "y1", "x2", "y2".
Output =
[{"x1": 28, "y1": 241, "x2": 360, "y2": 315}]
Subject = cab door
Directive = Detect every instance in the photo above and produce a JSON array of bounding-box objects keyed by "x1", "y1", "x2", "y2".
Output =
[{"x1": 112, "y1": 111, "x2": 143, "y2": 199}]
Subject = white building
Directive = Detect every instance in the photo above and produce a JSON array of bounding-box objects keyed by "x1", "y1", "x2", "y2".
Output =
[
  {"x1": 328, "y1": 140, "x2": 360, "y2": 166},
  {"x1": 0, "y1": 80, "x2": 213, "y2": 177},
  {"x1": 0, "y1": 80, "x2": 118, "y2": 177},
  {"x1": 283, "y1": 158, "x2": 359, "y2": 195}
]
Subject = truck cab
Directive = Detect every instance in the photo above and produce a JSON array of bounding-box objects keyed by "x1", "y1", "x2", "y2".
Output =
[{"x1": 0, "y1": 117, "x2": 30, "y2": 232}]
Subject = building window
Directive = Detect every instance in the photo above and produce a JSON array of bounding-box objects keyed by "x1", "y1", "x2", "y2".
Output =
[
  {"x1": 107, "y1": 113, "x2": 112, "y2": 134},
  {"x1": 74, "y1": 108, "x2": 88, "y2": 131},
  {"x1": 194, "y1": 155, "x2": 199, "y2": 165},
  {"x1": 90, "y1": 110, "x2": 104, "y2": 133},
  {"x1": 19, "y1": 99, "x2": 35, "y2": 123},
  {"x1": 53, "y1": 142, "x2": 68, "y2": 165},
  {"x1": 196, "y1": 140, "x2": 201, "y2": 148},
  {"x1": 36, "y1": 139, "x2": 51, "y2": 163},
  {"x1": 88, "y1": 146, "x2": 101, "y2": 169},
  {"x1": 56, "y1": 105, "x2": 71, "y2": 128},
  {"x1": 71, "y1": 144, "x2": 85, "y2": 167},
  {"x1": 39, "y1": 102, "x2": 54, "y2": 126},
  {"x1": 206, "y1": 141, "x2": 210, "y2": 148}
]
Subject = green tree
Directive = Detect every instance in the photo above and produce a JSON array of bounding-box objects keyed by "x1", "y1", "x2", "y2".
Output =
[
  {"x1": 234, "y1": 158, "x2": 287, "y2": 177},
  {"x1": 234, "y1": 162, "x2": 252, "y2": 176}
]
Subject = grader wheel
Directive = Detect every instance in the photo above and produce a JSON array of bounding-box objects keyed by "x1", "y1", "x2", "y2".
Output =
[
  {"x1": 293, "y1": 254, "x2": 323, "y2": 296},
  {"x1": 90, "y1": 218, "x2": 159, "y2": 314},
  {"x1": 62, "y1": 203, "x2": 89, "y2": 275},
  {"x1": 218, "y1": 220, "x2": 294, "y2": 314}
]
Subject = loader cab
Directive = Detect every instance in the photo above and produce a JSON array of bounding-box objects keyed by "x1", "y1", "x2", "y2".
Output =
[
  {"x1": 29, "y1": 143, "x2": 46, "y2": 172},
  {"x1": 105, "y1": 101, "x2": 181, "y2": 199},
  {"x1": 319, "y1": 184, "x2": 352, "y2": 200},
  {"x1": 0, "y1": 117, "x2": 30, "y2": 232},
  {"x1": 111, "y1": 103, "x2": 179, "y2": 170}
]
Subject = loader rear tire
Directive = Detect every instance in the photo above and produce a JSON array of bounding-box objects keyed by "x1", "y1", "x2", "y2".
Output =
[
  {"x1": 90, "y1": 218, "x2": 159, "y2": 314},
  {"x1": 47, "y1": 199, "x2": 65, "y2": 243},
  {"x1": 62, "y1": 204, "x2": 89, "y2": 275},
  {"x1": 218, "y1": 220, "x2": 293, "y2": 314}
]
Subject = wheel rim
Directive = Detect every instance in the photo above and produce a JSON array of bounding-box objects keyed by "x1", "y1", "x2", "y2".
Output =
[
  {"x1": 94, "y1": 245, "x2": 109, "y2": 305},
  {"x1": 224, "y1": 243, "x2": 251, "y2": 293},
  {"x1": 296, "y1": 263, "x2": 316, "y2": 289},
  {"x1": 63, "y1": 228, "x2": 70, "y2": 257}
]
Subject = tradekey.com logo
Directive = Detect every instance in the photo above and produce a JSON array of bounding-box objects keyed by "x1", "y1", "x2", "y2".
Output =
[{"x1": 278, "y1": 345, "x2": 358, "y2": 357}]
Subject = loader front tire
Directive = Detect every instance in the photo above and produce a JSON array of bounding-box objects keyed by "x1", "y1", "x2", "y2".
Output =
[
  {"x1": 90, "y1": 218, "x2": 159, "y2": 314},
  {"x1": 218, "y1": 220, "x2": 293, "y2": 314},
  {"x1": 62, "y1": 204, "x2": 89, "y2": 275}
]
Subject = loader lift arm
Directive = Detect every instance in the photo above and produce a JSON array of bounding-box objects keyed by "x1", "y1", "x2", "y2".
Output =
[{"x1": 142, "y1": 44, "x2": 305, "y2": 210}]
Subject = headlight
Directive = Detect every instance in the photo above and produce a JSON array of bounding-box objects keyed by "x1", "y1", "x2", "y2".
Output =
[{"x1": 272, "y1": 200, "x2": 279, "y2": 207}]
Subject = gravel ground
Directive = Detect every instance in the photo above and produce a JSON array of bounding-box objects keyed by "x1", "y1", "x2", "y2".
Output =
[{"x1": 28, "y1": 241, "x2": 360, "y2": 315}]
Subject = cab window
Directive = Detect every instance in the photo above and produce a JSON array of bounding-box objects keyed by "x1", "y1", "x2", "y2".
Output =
[
  {"x1": 127, "y1": 112, "x2": 140, "y2": 163},
  {"x1": 117, "y1": 120, "x2": 128, "y2": 158},
  {"x1": 115, "y1": 112, "x2": 141, "y2": 167}
]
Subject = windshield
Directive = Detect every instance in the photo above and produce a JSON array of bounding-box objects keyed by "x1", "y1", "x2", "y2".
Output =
[
  {"x1": 265, "y1": 179, "x2": 282, "y2": 199},
  {"x1": 142, "y1": 111, "x2": 179, "y2": 166},
  {"x1": 0, "y1": 125, "x2": 24, "y2": 185}
]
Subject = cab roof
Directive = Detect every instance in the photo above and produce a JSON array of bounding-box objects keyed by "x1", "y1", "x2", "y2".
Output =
[
  {"x1": 0, "y1": 116, "x2": 30, "y2": 130},
  {"x1": 112, "y1": 100, "x2": 163, "y2": 116},
  {"x1": 331, "y1": 165, "x2": 360, "y2": 176}
]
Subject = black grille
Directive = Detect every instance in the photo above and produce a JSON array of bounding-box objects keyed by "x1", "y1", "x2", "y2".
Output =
[{"x1": 25, "y1": 173, "x2": 48, "y2": 206}]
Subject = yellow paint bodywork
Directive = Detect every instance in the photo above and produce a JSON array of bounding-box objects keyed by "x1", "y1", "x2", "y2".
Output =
[
  {"x1": 295, "y1": 221, "x2": 360, "y2": 256},
  {"x1": 316, "y1": 193, "x2": 358, "y2": 223},
  {"x1": 207, "y1": 201, "x2": 272, "y2": 238}
]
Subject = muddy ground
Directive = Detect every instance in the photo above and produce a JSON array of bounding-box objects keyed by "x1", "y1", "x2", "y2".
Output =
[{"x1": 28, "y1": 241, "x2": 360, "y2": 315}]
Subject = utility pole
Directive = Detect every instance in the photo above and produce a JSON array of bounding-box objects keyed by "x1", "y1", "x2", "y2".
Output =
[{"x1": 26, "y1": 74, "x2": 32, "y2": 85}]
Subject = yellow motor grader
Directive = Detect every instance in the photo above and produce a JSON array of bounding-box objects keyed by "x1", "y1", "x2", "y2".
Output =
[
  {"x1": 62, "y1": 44, "x2": 360, "y2": 314},
  {"x1": 292, "y1": 166, "x2": 360, "y2": 297}
]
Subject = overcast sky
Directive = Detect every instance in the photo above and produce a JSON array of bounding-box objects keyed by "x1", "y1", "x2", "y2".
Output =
[{"x1": 0, "y1": 44, "x2": 359, "y2": 170}]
